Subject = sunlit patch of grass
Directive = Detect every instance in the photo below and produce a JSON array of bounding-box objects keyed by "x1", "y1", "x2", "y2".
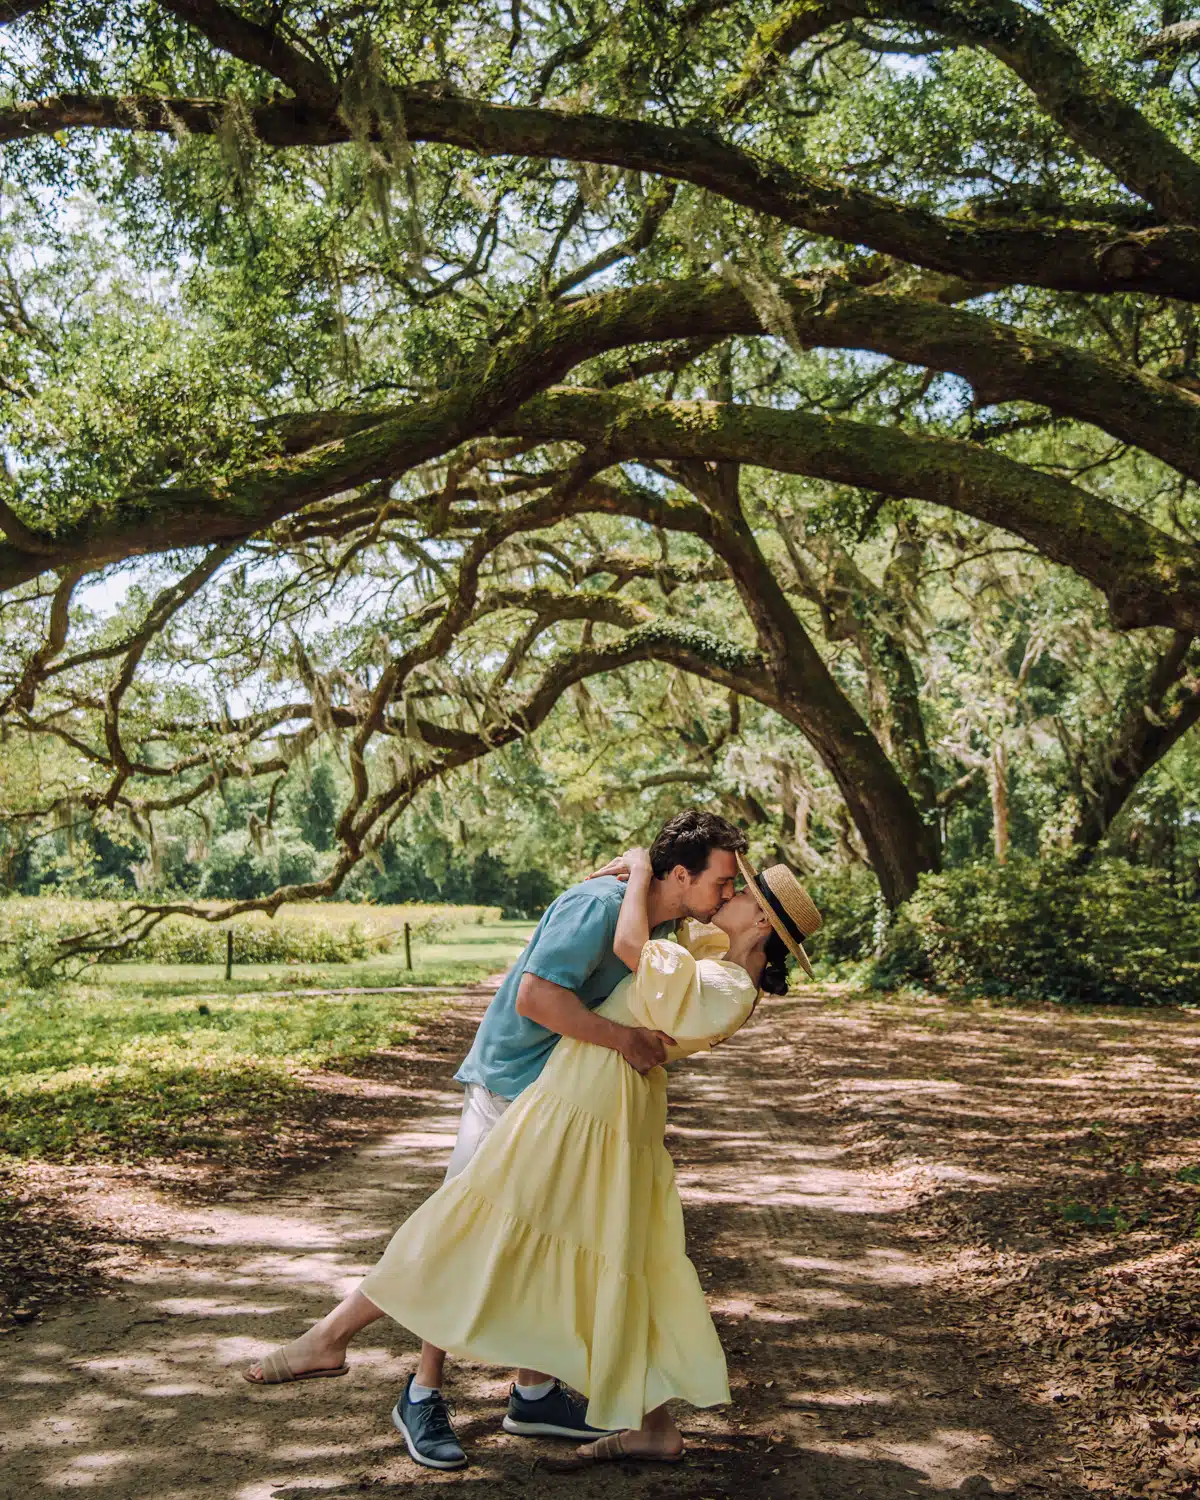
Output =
[
  {"x1": 0, "y1": 1062, "x2": 307, "y2": 1162},
  {"x1": 2, "y1": 989, "x2": 436, "y2": 1079},
  {"x1": 0, "y1": 989, "x2": 431, "y2": 1161},
  {"x1": 0, "y1": 919, "x2": 534, "y2": 1164}
]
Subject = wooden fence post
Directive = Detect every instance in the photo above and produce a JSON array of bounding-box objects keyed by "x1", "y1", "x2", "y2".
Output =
[
  {"x1": 225, "y1": 929, "x2": 233, "y2": 982},
  {"x1": 404, "y1": 921, "x2": 412, "y2": 971}
]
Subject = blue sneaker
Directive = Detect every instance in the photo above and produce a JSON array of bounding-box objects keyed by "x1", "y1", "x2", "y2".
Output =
[
  {"x1": 392, "y1": 1375, "x2": 468, "y2": 1470},
  {"x1": 502, "y1": 1379, "x2": 617, "y2": 1440}
]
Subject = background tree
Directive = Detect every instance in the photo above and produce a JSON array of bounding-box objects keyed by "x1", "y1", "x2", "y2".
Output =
[{"x1": 1, "y1": 0, "x2": 1198, "y2": 945}]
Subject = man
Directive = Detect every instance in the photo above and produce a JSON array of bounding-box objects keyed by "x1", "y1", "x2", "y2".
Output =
[{"x1": 245, "y1": 809, "x2": 747, "y2": 1473}]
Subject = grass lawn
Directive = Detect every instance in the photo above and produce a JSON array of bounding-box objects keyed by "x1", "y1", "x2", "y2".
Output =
[
  {"x1": 102, "y1": 920, "x2": 534, "y2": 997},
  {"x1": 0, "y1": 918, "x2": 533, "y2": 1165}
]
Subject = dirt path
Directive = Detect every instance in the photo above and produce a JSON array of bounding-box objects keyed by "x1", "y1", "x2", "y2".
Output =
[{"x1": 0, "y1": 984, "x2": 1122, "y2": 1499}]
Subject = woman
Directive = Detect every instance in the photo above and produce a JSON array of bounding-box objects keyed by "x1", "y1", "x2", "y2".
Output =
[{"x1": 355, "y1": 850, "x2": 820, "y2": 1465}]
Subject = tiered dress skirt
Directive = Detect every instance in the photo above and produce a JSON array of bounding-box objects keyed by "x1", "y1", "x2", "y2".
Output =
[{"x1": 361, "y1": 936, "x2": 757, "y2": 1431}]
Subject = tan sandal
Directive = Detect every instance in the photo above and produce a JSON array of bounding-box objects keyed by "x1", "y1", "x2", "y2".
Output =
[
  {"x1": 577, "y1": 1432, "x2": 684, "y2": 1465},
  {"x1": 243, "y1": 1348, "x2": 350, "y2": 1385}
]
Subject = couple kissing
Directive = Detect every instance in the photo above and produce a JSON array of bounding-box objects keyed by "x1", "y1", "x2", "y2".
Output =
[{"x1": 245, "y1": 809, "x2": 821, "y2": 1471}]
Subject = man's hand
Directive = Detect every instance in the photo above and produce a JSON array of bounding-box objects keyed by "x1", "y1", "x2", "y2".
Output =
[{"x1": 616, "y1": 1024, "x2": 676, "y2": 1074}]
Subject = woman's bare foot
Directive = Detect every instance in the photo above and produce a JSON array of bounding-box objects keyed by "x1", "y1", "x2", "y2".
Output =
[{"x1": 243, "y1": 1326, "x2": 348, "y2": 1384}]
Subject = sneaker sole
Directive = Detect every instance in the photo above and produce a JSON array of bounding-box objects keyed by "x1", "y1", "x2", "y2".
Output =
[
  {"x1": 502, "y1": 1415, "x2": 618, "y2": 1440},
  {"x1": 392, "y1": 1403, "x2": 469, "y2": 1470}
]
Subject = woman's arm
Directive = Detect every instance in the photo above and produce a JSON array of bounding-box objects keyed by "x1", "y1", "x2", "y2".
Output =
[
  {"x1": 625, "y1": 948, "x2": 758, "y2": 1055},
  {"x1": 612, "y1": 846, "x2": 653, "y2": 969}
]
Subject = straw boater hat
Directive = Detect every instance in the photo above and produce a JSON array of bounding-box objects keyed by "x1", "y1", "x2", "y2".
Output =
[{"x1": 736, "y1": 852, "x2": 822, "y2": 979}]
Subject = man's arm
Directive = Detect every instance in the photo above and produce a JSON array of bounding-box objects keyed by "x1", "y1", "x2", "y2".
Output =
[{"x1": 515, "y1": 973, "x2": 674, "y2": 1075}]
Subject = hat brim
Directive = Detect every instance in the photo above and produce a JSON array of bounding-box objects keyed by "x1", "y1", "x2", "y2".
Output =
[{"x1": 736, "y1": 851, "x2": 815, "y2": 980}]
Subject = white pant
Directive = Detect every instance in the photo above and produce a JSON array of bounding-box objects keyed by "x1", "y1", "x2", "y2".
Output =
[{"x1": 444, "y1": 1083, "x2": 511, "y2": 1181}]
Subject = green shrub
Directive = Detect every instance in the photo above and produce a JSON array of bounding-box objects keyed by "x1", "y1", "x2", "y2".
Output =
[
  {"x1": 805, "y1": 865, "x2": 885, "y2": 967},
  {"x1": 140, "y1": 912, "x2": 369, "y2": 965},
  {"x1": 0, "y1": 900, "x2": 105, "y2": 988},
  {"x1": 872, "y1": 855, "x2": 1200, "y2": 1006},
  {"x1": 196, "y1": 831, "x2": 321, "y2": 901},
  {"x1": 7, "y1": 918, "x2": 71, "y2": 989}
]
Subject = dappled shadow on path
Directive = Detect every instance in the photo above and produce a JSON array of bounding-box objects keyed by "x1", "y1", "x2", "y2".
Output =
[{"x1": 0, "y1": 990, "x2": 1091, "y2": 1499}]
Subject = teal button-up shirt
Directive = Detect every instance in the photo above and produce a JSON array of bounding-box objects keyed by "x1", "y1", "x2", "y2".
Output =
[{"x1": 455, "y1": 876, "x2": 672, "y2": 1100}]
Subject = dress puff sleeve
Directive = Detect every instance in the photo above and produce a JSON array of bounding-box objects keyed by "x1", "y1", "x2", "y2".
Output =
[
  {"x1": 623, "y1": 939, "x2": 759, "y2": 1059},
  {"x1": 674, "y1": 918, "x2": 733, "y2": 962}
]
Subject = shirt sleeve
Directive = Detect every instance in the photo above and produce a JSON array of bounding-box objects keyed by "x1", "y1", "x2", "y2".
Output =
[
  {"x1": 622, "y1": 939, "x2": 758, "y2": 1057},
  {"x1": 522, "y1": 888, "x2": 622, "y2": 995}
]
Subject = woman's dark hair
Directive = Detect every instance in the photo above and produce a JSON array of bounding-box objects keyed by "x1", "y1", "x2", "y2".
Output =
[
  {"x1": 760, "y1": 930, "x2": 790, "y2": 995},
  {"x1": 649, "y1": 809, "x2": 748, "y2": 878}
]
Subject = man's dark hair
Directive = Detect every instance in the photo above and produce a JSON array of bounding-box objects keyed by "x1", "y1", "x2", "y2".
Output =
[{"x1": 649, "y1": 810, "x2": 748, "y2": 878}]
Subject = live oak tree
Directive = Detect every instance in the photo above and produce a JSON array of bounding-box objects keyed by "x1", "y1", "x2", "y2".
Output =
[{"x1": 1, "y1": 0, "x2": 1199, "y2": 943}]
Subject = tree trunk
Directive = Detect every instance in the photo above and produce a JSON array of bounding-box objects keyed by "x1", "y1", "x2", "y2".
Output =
[
  {"x1": 1071, "y1": 633, "x2": 1200, "y2": 850},
  {"x1": 702, "y1": 491, "x2": 940, "y2": 906},
  {"x1": 989, "y1": 740, "x2": 1010, "y2": 863}
]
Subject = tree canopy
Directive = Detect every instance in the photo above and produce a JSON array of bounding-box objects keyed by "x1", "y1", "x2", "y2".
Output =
[{"x1": 1, "y1": 0, "x2": 1198, "y2": 943}]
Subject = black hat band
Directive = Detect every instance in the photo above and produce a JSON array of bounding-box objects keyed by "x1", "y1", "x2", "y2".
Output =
[{"x1": 755, "y1": 873, "x2": 806, "y2": 949}]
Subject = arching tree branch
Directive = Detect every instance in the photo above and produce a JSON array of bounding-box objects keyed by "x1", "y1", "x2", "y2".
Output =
[
  {"x1": 503, "y1": 388, "x2": 1200, "y2": 631},
  {"x1": 158, "y1": 0, "x2": 337, "y2": 105},
  {"x1": 5, "y1": 92, "x2": 1200, "y2": 301},
  {"x1": 862, "y1": 1, "x2": 1200, "y2": 223},
  {"x1": 9, "y1": 266, "x2": 1200, "y2": 596},
  {"x1": 1141, "y1": 20, "x2": 1200, "y2": 59},
  {"x1": 162, "y1": 0, "x2": 1200, "y2": 225}
]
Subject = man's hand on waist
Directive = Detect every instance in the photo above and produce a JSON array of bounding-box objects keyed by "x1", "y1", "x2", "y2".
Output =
[
  {"x1": 615, "y1": 1024, "x2": 676, "y2": 1074},
  {"x1": 514, "y1": 974, "x2": 674, "y2": 1073}
]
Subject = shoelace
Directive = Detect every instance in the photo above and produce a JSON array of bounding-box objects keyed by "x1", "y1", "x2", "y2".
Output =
[
  {"x1": 516, "y1": 1381, "x2": 592, "y2": 1426},
  {"x1": 562, "y1": 1388, "x2": 592, "y2": 1420},
  {"x1": 418, "y1": 1394, "x2": 458, "y2": 1441}
]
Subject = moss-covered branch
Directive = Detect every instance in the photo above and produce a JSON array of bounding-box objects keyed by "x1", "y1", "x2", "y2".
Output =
[
  {"x1": 750, "y1": 0, "x2": 1200, "y2": 224},
  {"x1": 7, "y1": 267, "x2": 1198, "y2": 596},
  {"x1": 5, "y1": 92, "x2": 1200, "y2": 301},
  {"x1": 157, "y1": 0, "x2": 336, "y2": 105},
  {"x1": 502, "y1": 473, "x2": 943, "y2": 902},
  {"x1": 1071, "y1": 633, "x2": 1200, "y2": 848},
  {"x1": 261, "y1": 274, "x2": 1200, "y2": 486},
  {"x1": 503, "y1": 388, "x2": 1200, "y2": 631},
  {"x1": 877, "y1": 0, "x2": 1200, "y2": 224}
]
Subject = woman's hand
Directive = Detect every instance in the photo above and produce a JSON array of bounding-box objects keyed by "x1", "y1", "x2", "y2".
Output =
[{"x1": 588, "y1": 846, "x2": 651, "y2": 883}]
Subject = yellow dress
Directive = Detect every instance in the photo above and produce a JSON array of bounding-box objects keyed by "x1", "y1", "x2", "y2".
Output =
[{"x1": 359, "y1": 929, "x2": 758, "y2": 1431}]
